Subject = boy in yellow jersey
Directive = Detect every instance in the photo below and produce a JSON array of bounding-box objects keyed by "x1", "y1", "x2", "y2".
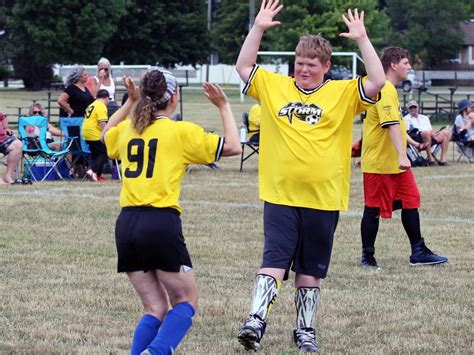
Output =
[
  {"x1": 359, "y1": 47, "x2": 447, "y2": 269},
  {"x1": 101, "y1": 71, "x2": 241, "y2": 355},
  {"x1": 235, "y1": 0, "x2": 386, "y2": 352},
  {"x1": 82, "y1": 89, "x2": 110, "y2": 181}
]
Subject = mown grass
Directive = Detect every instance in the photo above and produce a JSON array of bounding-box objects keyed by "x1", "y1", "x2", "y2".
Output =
[{"x1": 0, "y1": 87, "x2": 472, "y2": 354}]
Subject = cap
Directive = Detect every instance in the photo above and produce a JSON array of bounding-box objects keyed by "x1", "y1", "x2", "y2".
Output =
[
  {"x1": 457, "y1": 99, "x2": 472, "y2": 112},
  {"x1": 407, "y1": 100, "x2": 418, "y2": 108}
]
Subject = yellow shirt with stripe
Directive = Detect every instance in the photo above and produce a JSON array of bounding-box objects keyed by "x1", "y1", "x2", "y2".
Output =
[
  {"x1": 361, "y1": 80, "x2": 407, "y2": 174},
  {"x1": 82, "y1": 99, "x2": 108, "y2": 141},
  {"x1": 244, "y1": 65, "x2": 379, "y2": 211},
  {"x1": 104, "y1": 117, "x2": 223, "y2": 213}
]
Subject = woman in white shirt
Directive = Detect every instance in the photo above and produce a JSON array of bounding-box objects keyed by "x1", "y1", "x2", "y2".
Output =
[{"x1": 87, "y1": 57, "x2": 119, "y2": 116}]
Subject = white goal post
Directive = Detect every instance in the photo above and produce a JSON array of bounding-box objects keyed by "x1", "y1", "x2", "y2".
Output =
[{"x1": 240, "y1": 51, "x2": 364, "y2": 103}]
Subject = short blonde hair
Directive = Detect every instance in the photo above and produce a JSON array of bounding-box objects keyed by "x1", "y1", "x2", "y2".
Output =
[{"x1": 295, "y1": 35, "x2": 332, "y2": 63}]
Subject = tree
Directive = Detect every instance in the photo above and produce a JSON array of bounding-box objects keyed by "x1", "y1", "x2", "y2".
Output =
[
  {"x1": 103, "y1": 0, "x2": 210, "y2": 67},
  {"x1": 8, "y1": 0, "x2": 126, "y2": 89},
  {"x1": 385, "y1": 0, "x2": 468, "y2": 68}
]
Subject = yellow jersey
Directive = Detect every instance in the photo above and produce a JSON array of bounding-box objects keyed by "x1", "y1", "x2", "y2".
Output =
[
  {"x1": 104, "y1": 117, "x2": 223, "y2": 212},
  {"x1": 83, "y1": 99, "x2": 108, "y2": 141},
  {"x1": 244, "y1": 65, "x2": 379, "y2": 211},
  {"x1": 361, "y1": 80, "x2": 407, "y2": 174}
]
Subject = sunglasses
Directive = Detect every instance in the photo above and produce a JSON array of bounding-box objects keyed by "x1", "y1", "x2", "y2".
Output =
[
  {"x1": 32, "y1": 110, "x2": 42, "y2": 114},
  {"x1": 409, "y1": 106, "x2": 417, "y2": 109},
  {"x1": 100, "y1": 68, "x2": 109, "y2": 71}
]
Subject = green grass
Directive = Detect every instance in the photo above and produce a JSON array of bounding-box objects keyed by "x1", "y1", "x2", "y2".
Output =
[{"x1": 0, "y1": 88, "x2": 473, "y2": 353}]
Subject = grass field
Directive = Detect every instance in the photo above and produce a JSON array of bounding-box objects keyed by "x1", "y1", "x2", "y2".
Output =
[{"x1": 0, "y1": 87, "x2": 473, "y2": 353}]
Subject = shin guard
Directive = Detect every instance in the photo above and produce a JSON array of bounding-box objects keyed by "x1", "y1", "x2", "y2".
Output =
[
  {"x1": 294, "y1": 287, "x2": 320, "y2": 329},
  {"x1": 248, "y1": 274, "x2": 281, "y2": 321}
]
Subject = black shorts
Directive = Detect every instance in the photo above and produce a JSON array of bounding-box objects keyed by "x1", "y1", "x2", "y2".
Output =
[
  {"x1": 115, "y1": 207, "x2": 192, "y2": 273},
  {"x1": 261, "y1": 202, "x2": 339, "y2": 279},
  {"x1": 0, "y1": 135, "x2": 18, "y2": 155}
]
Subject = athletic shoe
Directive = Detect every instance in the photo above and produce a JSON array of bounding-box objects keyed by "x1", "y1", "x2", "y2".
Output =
[
  {"x1": 86, "y1": 169, "x2": 98, "y2": 182},
  {"x1": 237, "y1": 314, "x2": 266, "y2": 351},
  {"x1": 360, "y1": 253, "x2": 381, "y2": 269},
  {"x1": 293, "y1": 327, "x2": 319, "y2": 352},
  {"x1": 97, "y1": 176, "x2": 106, "y2": 181},
  {"x1": 410, "y1": 239, "x2": 448, "y2": 266},
  {"x1": 437, "y1": 161, "x2": 449, "y2": 166}
]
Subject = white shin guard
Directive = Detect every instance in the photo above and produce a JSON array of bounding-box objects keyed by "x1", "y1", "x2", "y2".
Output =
[
  {"x1": 294, "y1": 287, "x2": 320, "y2": 329},
  {"x1": 249, "y1": 274, "x2": 281, "y2": 320}
]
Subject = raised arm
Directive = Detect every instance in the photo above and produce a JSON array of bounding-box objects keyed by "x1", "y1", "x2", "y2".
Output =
[
  {"x1": 203, "y1": 82, "x2": 241, "y2": 156},
  {"x1": 100, "y1": 76, "x2": 138, "y2": 143},
  {"x1": 236, "y1": 0, "x2": 283, "y2": 83},
  {"x1": 340, "y1": 9, "x2": 385, "y2": 98}
]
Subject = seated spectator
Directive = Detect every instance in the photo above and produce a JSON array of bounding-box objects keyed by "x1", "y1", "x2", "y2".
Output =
[
  {"x1": 26, "y1": 103, "x2": 63, "y2": 151},
  {"x1": 82, "y1": 89, "x2": 110, "y2": 181},
  {"x1": 248, "y1": 102, "x2": 261, "y2": 143},
  {"x1": 0, "y1": 112, "x2": 22, "y2": 184},
  {"x1": 454, "y1": 99, "x2": 474, "y2": 143},
  {"x1": 403, "y1": 100, "x2": 451, "y2": 166}
]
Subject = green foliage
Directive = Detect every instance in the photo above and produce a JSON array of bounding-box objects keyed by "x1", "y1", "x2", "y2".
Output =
[
  {"x1": 386, "y1": 0, "x2": 468, "y2": 68},
  {"x1": 210, "y1": 0, "x2": 249, "y2": 64},
  {"x1": 103, "y1": 0, "x2": 210, "y2": 67},
  {"x1": 0, "y1": 63, "x2": 11, "y2": 80},
  {"x1": 262, "y1": 0, "x2": 390, "y2": 59},
  {"x1": 7, "y1": 0, "x2": 126, "y2": 89}
]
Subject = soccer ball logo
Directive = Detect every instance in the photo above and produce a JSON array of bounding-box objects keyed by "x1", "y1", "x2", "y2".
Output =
[{"x1": 305, "y1": 114, "x2": 320, "y2": 125}]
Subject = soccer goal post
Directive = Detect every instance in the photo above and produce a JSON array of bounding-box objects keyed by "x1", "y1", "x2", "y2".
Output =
[{"x1": 240, "y1": 51, "x2": 364, "y2": 103}]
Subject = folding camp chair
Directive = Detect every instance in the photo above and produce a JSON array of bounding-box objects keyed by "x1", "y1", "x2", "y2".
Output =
[
  {"x1": 60, "y1": 116, "x2": 121, "y2": 180},
  {"x1": 18, "y1": 115, "x2": 71, "y2": 181},
  {"x1": 451, "y1": 124, "x2": 473, "y2": 164},
  {"x1": 240, "y1": 112, "x2": 259, "y2": 172},
  {"x1": 59, "y1": 116, "x2": 92, "y2": 178}
]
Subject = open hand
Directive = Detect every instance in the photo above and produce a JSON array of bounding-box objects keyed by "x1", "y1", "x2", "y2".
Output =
[
  {"x1": 123, "y1": 76, "x2": 139, "y2": 102},
  {"x1": 254, "y1": 0, "x2": 284, "y2": 31},
  {"x1": 203, "y1": 82, "x2": 228, "y2": 108},
  {"x1": 340, "y1": 9, "x2": 368, "y2": 42}
]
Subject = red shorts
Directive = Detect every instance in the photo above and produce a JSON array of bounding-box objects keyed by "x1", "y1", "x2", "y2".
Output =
[{"x1": 363, "y1": 169, "x2": 420, "y2": 218}]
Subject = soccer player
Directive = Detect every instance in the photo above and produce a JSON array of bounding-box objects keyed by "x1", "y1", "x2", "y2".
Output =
[
  {"x1": 82, "y1": 89, "x2": 110, "y2": 181},
  {"x1": 359, "y1": 47, "x2": 448, "y2": 269},
  {"x1": 235, "y1": 0, "x2": 386, "y2": 352},
  {"x1": 101, "y1": 71, "x2": 241, "y2": 355}
]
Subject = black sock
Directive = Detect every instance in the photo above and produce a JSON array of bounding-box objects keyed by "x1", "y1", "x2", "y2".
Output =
[
  {"x1": 361, "y1": 206, "x2": 380, "y2": 251},
  {"x1": 401, "y1": 208, "x2": 422, "y2": 246}
]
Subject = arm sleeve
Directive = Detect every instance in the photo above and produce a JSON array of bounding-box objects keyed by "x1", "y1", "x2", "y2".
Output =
[
  {"x1": 181, "y1": 122, "x2": 224, "y2": 164},
  {"x1": 104, "y1": 126, "x2": 120, "y2": 159}
]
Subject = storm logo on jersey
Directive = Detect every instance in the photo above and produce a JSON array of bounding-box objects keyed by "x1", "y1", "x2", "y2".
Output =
[{"x1": 278, "y1": 103, "x2": 323, "y2": 125}]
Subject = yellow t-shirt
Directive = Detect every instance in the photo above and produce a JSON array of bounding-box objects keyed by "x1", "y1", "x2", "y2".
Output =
[
  {"x1": 104, "y1": 117, "x2": 223, "y2": 212},
  {"x1": 82, "y1": 99, "x2": 108, "y2": 141},
  {"x1": 361, "y1": 80, "x2": 407, "y2": 174},
  {"x1": 248, "y1": 103, "x2": 261, "y2": 139},
  {"x1": 244, "y1": 65, "x2": 379, "y2": 211}
]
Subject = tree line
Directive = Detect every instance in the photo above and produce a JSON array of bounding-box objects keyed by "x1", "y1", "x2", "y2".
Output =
[{"x1": 0, "y1": 0, "x2": 472, "y2": 89}]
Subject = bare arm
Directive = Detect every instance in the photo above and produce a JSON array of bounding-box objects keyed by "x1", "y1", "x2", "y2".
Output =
[
  {"x1": 47, "y1": 123, "x2": 63, "y2": 136},
  {"x1": 406, "y1": 133, "x2": 425, "y2": 150},
  {"x1": 57, "y1": 92, "x2": 74, "y2": 116},
  {"x1": 236, "y1": 0, "x2": 283, "y2": 83},
  {"x1": 340, "y1": 9, "x2": 385, "y2": 98},
  {"x1": 100, "y1": 76, "x2": 138, "y2": 143},
  {"x1": 388, "y1": 124, "x2": 411, "y2": 170},
  {"x1": 203, "y1": 82, "x2": 241, "y2": 156}
]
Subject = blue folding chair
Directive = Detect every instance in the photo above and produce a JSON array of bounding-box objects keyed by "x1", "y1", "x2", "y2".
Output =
[
  {"x1": 60, "y1": 117, "x2": 92, "y2": 178},
  {"x1": 18, "y1": 115, "x2": 71, "y2": 181}
]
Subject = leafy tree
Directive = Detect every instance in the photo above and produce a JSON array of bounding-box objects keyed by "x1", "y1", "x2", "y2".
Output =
[
  {"x1": 8, "y1": 0, "x2": 126, "y2": 89},
  {"x1": 210, "y1": 0, "x2": 249, "y2": 64},
  {"x1": 103, "y1": 0, "x2": 210, "y2": 67},
  {"x1": 385, "y1": 0, "x2": 468, "y2": 68}
]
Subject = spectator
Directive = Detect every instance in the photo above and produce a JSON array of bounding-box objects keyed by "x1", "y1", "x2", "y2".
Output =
[
  {"x1": 26, "y1": 103, "x2": 63, "y2": 151},
  {"x1": 454, "y1": 99, "x2": 474, "y2": 142},
  {"x1": 235, "y1": 2, "x2": 385, "y2": 353},
  {"x1": 0, "y1": 112, "x2": 22, "y2": 184},
  {"x1": 248, "y1": 102, "x2": 261, "y2": 143},
  {"x1": 86, "y1": 57, "x2": 119, "y2": 117},
  {"x1": 359, "y1": 47, "x2": 447, "y2": 270},
  {"x1": 82, "y1": 89, "x2": 110, "y2": 182},
  {"x1": 101, "y1": 72, "x2": 240, "y2": 355},
  {"x1": 403, "y1": 100, "x2": 451, "y2": 166},
  {"x1": 58, "y1": 66, "x2": 94, "y2": 118}
]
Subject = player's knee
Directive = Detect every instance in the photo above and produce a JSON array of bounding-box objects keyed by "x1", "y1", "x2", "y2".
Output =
[{"x1": 363, "y1": 206, "x2": 380, "y2": 219}]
